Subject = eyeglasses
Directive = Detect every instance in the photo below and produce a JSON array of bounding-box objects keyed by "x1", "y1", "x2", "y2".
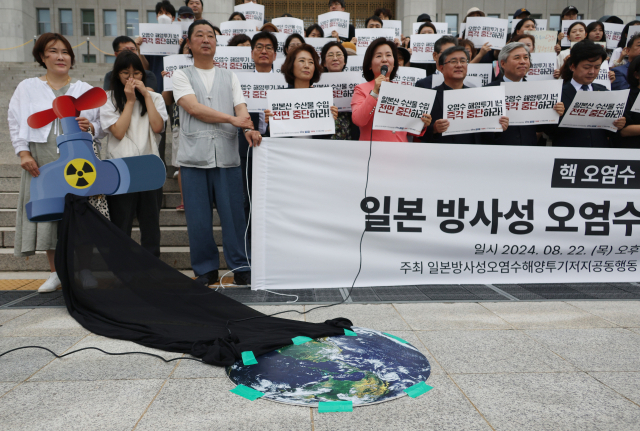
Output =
[
  {"x1": 119, "y1": 71, "x2": 144, "y2": 78},
  {"x1": 255, "y1": 44, "x2": 274, "y2": 52},
  {"x1": 326, "y1": 53, "x2": 344, "y2": 59},
  {"x1": 443, "y1": 58, "x2": 468, "y2": 66}
]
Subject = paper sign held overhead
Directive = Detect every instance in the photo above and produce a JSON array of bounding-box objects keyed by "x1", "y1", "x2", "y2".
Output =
[
  {"x1": 139, "y1": 23, "x2": 182, "y2": 55},
  {"x1": 410, "y1": 34, "x2": 440, "y2": 63},
  {"x1": 465, "y1": 17, "x2": 508, "y2": 50},
  {"x1": 318, "y1": 11, "x2": 350, "y2": 39},
  {"x1": 234, "y1": 3, "x2": 265, "y2": 24},
  {"x1": 604, "y1": 23, "x2": 625, "y2": 50},
  {"x1": 355, "y1": 28, "x2": 395, "y2": 53},
  {"x1": 271, "y1": 17, "x2": 304, "y2": 35}
]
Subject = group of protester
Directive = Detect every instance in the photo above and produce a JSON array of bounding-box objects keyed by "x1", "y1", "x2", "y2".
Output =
[{"x1": 8, "y1": 0, "x2": 640, "y2": 293}]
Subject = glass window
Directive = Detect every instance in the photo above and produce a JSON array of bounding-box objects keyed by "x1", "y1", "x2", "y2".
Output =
[
  {"x1": 445, "y1": 14, "x2": 458, "y2": 37},
  {"x1": 37, "y1": 9, "x2": 51, "y2": 35},
  {"x1": 60, "y1": 9, "x2": 73, "y2": 36},
  {"x1": 105, "y1": 55, "x2": 116, "y2": 64},
  {"x1": 104, "y1": 10, "x2": 117, "y2": 36},
  {"x1": 82, "y1": 9, "x2": 95, "y2": 36},
  {"x1": 125, "y1": 10, "x2": 139, "y2": 37},
  {"x1": 83, "y1": 54, "x2": 96, "y2": 63},
  {"x1": 549, "y1": 14, "x2": 561, "y2": 31},
  {"x1": 147, "y1": 11, "x2": 158, "y2": 23}
]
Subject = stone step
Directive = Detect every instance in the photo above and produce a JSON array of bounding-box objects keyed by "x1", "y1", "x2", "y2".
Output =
[
  {"x1": 0, "y1": 193, "x2": 18, "y2": 209},
  {"x1": 0, "y1": 165, "x2": 21, "y2": 177}
]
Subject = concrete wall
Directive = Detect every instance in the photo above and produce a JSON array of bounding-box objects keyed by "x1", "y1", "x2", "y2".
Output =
[{"x1": 0, "y1": 0, "x2": 36, "y2": 62}]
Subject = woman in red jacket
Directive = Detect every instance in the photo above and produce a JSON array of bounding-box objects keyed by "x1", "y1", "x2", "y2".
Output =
[{"x1": 351, "y1": 38, "x2": 431, "y2": 141}]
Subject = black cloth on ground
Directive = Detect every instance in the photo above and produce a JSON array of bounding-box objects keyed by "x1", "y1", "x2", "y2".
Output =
[{"x1": 55, "y1": 195, "x2": 352, "y2": 366}]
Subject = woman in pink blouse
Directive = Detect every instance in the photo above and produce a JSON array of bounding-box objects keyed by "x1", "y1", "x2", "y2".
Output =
[{"x1": 351, "y1": 38, "x2": 431, "y2": 141}]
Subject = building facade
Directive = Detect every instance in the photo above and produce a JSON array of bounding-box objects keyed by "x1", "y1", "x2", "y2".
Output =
[{"x1": 0, "y1": 0, "x2": 638, "y2": 63}]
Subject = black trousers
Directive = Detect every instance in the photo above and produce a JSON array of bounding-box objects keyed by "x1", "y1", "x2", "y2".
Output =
[{"x1": 107, "y1": 190, "x2": 161, "y2": 258}]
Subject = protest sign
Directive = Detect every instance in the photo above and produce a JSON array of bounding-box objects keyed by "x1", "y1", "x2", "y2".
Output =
[
  {"x1": 372, "y1": 81, "x2": 436, "y2": 134},
  {"x1": 179, "y1": 21, "x2": 190, "y2": 40},
  {"x1": 512, "y1": 18, "x2": 547, "y2": 32},
  {"x1": 237, "y1": 73, "x2": 288, "y2": 112},
  {"x1": 220, "y1": 20, "x2": 260, "y2": 36},
  {"x1": 595, "y1": 61, "x2": 612, "y2": 90},
  {"x1": 604, "y1": 23, "x2": 625, "y2": 50},
  {"x1": 560, "y1": 90, "x2": 628, "y2": 132},
  {"x1": 305, "y1": 37, "x2": 334, "y2": 56},
  {"x1": 315, "y1": 72, "x2": 365, "y2": 111},
  {"x1": 409, "y1": 34, "x2": 440, "y2": 63},
  {"x1": 501, "y1": 80, "x2": 562, "y2": 125},
  {"x1": 383, "y1": 20, "x2": 402, "y2": 38},
  {"x1": 561, "y1": 20, "x2": 595, "y2": 46},
  {"x1": 431, "y1": 72, "x2": 483, "y2": 88},
  {"x1": 139, "y1": 23, "x2": 182, "y2": 55},
  {"x1": 629, "y1": 25, "x2": 640, "y2": 39},
  {"x1": 355, "y1": 28, "x2": 395, "y2": 53},
  {"x1": 466, "y1": 63, "x2": 493, "y2": 87},
  {"x1": 346, "y1": 55, "x2": 365, "y2": 73},
  {"x1": 273, "y1": 57, "x2": 285, "y2": 74},
  {"x1": 526, "y1": 53, "x2": 557, "y2": 81},
  {"x1": 391, "y1": 67, "x2": 427, "y2": 86},
  {"x1": 466, "y1": 17, "x2": 508, "y2": 50},
  {"x1": 318, "y1": 11, "x2": 350, "y2": 39},
  {"x1": 442, "y1": 86, "x2": 505, "y2": 135},
  {"x1": 162, "y1": 54, "x2": 193, "y2": 91},
  {"x1": 213, "y1": 46, "x2": 254, "y2": 72},
  {"x1": 272, "y1": 33, "x2": 289, "y2": 53},
  {"x1": 267, "y1": 87, "x2": 336, "y2": 137},
  {"x1": 525, "y1": 30, "x2": 558, "y2": 53},
  {"x1": 271, "y1": 17, "x2": 304, "y2": 35},
  {"x1": 413, "y1": 22, "x2": 448, "y2": 35},
  {"x1": 234, "y1": 3, "x2": 264, "y2": 24},
  {"x1": 216, "y1": 35, "x2": 233, "y2": 46}
]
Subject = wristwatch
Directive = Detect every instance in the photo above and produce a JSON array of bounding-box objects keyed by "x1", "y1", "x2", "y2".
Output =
[
  {"x1": 243, "y1": 128, "x2": 252, "y2": 134},
  {"x1": 369, "y1": 90, "x2": 379, "y2": 98}
]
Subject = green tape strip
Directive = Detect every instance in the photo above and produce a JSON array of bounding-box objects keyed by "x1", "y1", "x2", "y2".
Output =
[
  {"x1": 318, "y1": 401, "x2": 353, "y2": 413},
  {"x1": 230, "y1": 384, "x2": 264, "y2": 401},
  {"x1": 344, "y1": 329, "x2": 358, "y2": 337},
  {"x1": 383, "y1": 332, "x2": 408, "y2": 344},
  {"x1": 241, "y1": 351, "x2": 258, "y2": 365},
  {"x1": 292, "y1": 336, "x2": 313, "y2": 345},
  {"x1": 404, "y1": 381, "x2": 433, "y2": 398}
]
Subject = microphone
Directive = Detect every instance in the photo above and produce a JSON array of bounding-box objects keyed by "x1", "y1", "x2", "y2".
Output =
[{"x1": 380, "y1": 65, "x2": 388, "y2": 76}]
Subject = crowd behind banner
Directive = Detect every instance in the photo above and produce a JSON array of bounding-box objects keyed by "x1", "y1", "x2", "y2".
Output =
[{"x1": 8, "y1": 0, "x2": 640, "y2": 292}]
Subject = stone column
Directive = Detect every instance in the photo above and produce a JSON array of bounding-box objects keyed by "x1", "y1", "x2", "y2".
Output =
[
  {"x1": 202, "y1": 0, "x2": 234, "y2": 27},
  {"x1": 0, "y1": 0, "x2": 37, "y2": 62},
  {"x1": 397, "y1": 0, "x2": 437, "y2": 38}
]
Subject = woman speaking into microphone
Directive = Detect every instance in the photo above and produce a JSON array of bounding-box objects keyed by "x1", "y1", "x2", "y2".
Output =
[{"x1": 351, "y1": 38, "x2": 431, "y2": 142}]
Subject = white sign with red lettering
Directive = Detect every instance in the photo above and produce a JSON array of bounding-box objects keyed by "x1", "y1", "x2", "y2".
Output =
[
  {"x1": 465, "y1": 17, "x2": 508, "y2": 50},
  {"x1": 139, "y1": 23, "x2": 182, "y2": 55},
  {"x1": 526, "y1": 53, "x2": 557, "y2": 81},
  {"x1": 383, "y1": 20, "x2": 402, "y2": 38},
  {"x1": 604, "y1": 23, "x2": 625, "y2": 50},
  {"x1": 372, "y1": 81, "x2": 436, "y2": 134},
  {"x1": 315, "y1": 72, "x2": 366, "y2": 111},
  {"x1": 162, "y1": 54, "x2": 194, "y2": 91},
  {"x1": 318, "y1": 11, "x2": 350, "y2": 39},
  {"x1": 213, "y1": 46, "x2": 254, "y2": 72},
  {"x1": 220, "y1": 20, "x2": 261, "y2": 36},
  {"x1": 391, "y1": 67, "x2": 427, "y2": 86},
  {"x1": 355, "y1": 28, "x2": 395, "y2": 53},
  {"x1": 271, "y1": 17, "x2": 304, "y2": 35},
  {"x1": 410, "y1": 34, "x2": 440, "y2": 63},
  {"x1": 595, "y1": 61, "x2": 612, "y2": 90},
  {"x1": 442, "y1": 86, "x2": 506, "y2": 135},
  {"x1": 267, "y1": 87, "x2": 336, "y2": 137},
  {"x1": 233, "y1": 3, "x2": 264, "y2": 24},
  {"x1": 501, "y1": 80, "x2": 562, "y2": 125},
  {"x1": 237, "y1": 73, "x2": 288, "y2": 112},
  {"x1": 560, "y1": 90, "x2": 628, "y2": 132}
]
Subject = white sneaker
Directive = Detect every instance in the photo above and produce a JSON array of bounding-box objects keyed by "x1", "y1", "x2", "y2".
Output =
[
  {"x1": 80, "y1": 269, "x2": 98, "y2": 289},
  {"x1": 173, "y1": 170, "x2": 179, "y2": 178},
  {"x1": 38, "y1": 272, "x2": 61, "y2": 293}
]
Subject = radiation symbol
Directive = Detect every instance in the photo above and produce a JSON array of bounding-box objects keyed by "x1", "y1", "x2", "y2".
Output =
[{"x1": 64, "y1": 159, "x2": 96, "y2": 189}]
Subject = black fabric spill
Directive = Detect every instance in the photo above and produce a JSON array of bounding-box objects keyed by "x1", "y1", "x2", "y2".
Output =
[{"x1": 55, "y1": 195, "x2": 352, "y2": 366}]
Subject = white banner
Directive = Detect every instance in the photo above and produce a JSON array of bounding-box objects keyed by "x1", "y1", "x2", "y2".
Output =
[
  {"x1": 305, "y1": 37, "x2": 334, "y2": 56},
  {"x1": 560, "y1": 90, "x2": 628, "y2": 132},
  {"x1": 372, "y1": 81, "x2": 435, "y2": 134},
  {"x1": 318, "y1": 11, "x2": 350, "y2": 39},
  {"x1": 525, "y1": 31, "x2": 558, "y2": 53},
  {"x1": 604, "y1": 23, "x2": 625, "y2": 50},
  {"x1": 252, "y1": 139, "x2": 640, "y2": 289},
  {"x1": 443, "y1": 86, "x2": 505, "y2": 135},
  {"x1": 466, "y1": 17, "x2": 508, "y2": 50},
  {"x1": 271, "y1": 17, "x2": 304, "y2": 35},
  {"x1": 526, "y1": 52, "x2": 556, "y2": 80},
  {"x1": 213, "y1": 46, "x2": 254, "y2": 72},
  {"x1": 267, "y1": 87, "x2": 335, "y2": 137},
  {"x1": 315, "y1": 72, "x2": 366, "y2": 111},
  {"x1": 561, "y1": 20, "x2": 595, "y2": 47},
  {"x1": 391, "y1": 67, "x2": 427, "y2": 86},
  {"x1": 355, "y1": 28, "x2": 395, "y2": 53},
  {"x1": 237, "y1": 73, "x2": 288, "y2": 112},
  {"x1": 383, "y1": 20, "x2": 402, "y2": 38},
  {"x1": 139, "y1": 23, "x2": 182, "y2": 55},
  {"x1": 410, "y1": 34, "x2": 439, "y2": 63},
  {"x1": 220, "y1": 20, "x2": 260, "y2": 36},
  {"x1": 512, "y1": 18, "x2": 547, "y2": 31},
  {"x1": 467, "y1": 63, "x2": 493, "y2": 87},
  {"x1": 346, "y1": 55, "x2": 365, "y2": 73},
  {"x1": 501, "y1": 80, "x2": 562, "y2": 125},
  {"x1": 413, "y1": 22, "x2": 448, "y2": 34},
  {"x1": 162, "y1": 54, "x2": 193, "y2": 91},
  {"x1": 234, "y1": 3, "x2": 264, "y2": 24},
  {"x1": 595, "y1": 61, "x2": 612, "y2": 90}
]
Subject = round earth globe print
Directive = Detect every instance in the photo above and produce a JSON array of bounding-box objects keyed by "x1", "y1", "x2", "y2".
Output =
[{"x1": 226, "y1": 327, "x2": 431, "y2": 406}]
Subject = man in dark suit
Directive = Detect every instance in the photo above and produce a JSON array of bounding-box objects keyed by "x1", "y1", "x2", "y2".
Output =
[
  {"x1": 485, "y1": 42, "x2": 565, "y2": 146},
  {"x1": 611, "y1": 34, "x2": 640, "y2": 90},
  {"x1": 546, "y1": 41, "x2": 626, "y2": 147},
  {"x1": 416, "y1": 36, "x2": 458, "y2": 90}
]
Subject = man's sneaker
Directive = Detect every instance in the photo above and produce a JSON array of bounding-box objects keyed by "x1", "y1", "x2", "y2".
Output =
[
  {"x1": 195, "y1": 270, "x2": 218, "y2": 287},
  {"x1": 80, "y1": 269, "x2": 98, "y2": 289},
  {"x1": 38, "y1": 272, "x2": 61, "y2": 293},
  {"x1": 234, "y1": 271, "x2": 251, "y2": 287}
]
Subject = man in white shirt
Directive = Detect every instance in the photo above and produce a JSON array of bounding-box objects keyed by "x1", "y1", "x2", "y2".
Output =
[{"x1": 173, "y1": 20, "x2": 261, "y2": 287}]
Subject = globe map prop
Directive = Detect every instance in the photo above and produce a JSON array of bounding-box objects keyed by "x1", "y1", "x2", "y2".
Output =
[{"x1": 227, "y1": 327, "x2": 431, "y2": 406}]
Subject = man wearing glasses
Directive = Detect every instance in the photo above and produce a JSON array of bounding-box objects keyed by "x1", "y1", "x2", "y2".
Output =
[{"x1": 103, "y1": 36, "x2": 158, "y2": 92}]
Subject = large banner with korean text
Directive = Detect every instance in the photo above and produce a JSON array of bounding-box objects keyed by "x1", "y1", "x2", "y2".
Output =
[{"x1": 252, "y1": 139, "x2": 640, "y2": 289}]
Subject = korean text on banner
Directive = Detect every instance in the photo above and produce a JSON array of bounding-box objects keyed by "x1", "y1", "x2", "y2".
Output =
[
  {"x1": 512, "y1": 18, "x2": 547, "y2": 31},
  {"x1": 526, "y1": 53, "x2": 558, "y2": 81},
  {"x1": 383, "y1": 20, "x2": 402, "y2": 38},
  {"x1": 162, "y1": 54, "x2": 193, "y2": 91},
  {"x1": 372, "y1": 81, "x2": 436, "y2": 134},
  {"x1": 139, "y1": 23, "x2": 182, "y2": 55},
  {"x1": 465, "y1": 17, "x2": 508, "y2": 50},
  {"x1": 466, "y1": 63, "x2": 493, "y2": 87},
  {"x1": 252, "y1": 139, "x2": 640, "y2": 289},
  {"x1": 220, "y1": 20, "x2": 261, "y2": 36},
  {"x1": 410, "y1": 34, "x2": 440, "y2": 63},
  {"x1": 604, "y1": 23, "x2": 625, "y2": 50},
  {"x1": 346, "y1": 55, "x2": 365, "y2": 73},
  {"x1": 525, "y1": 31, "x2": 558, "y2": 53},
  {"x1": 305, "y1": 38, "x2": 334, "y2": 56},
  {"x1": 318, "y1": 11, "x2": 350, "y2": 39},
  {"x1": 213, "y1": 46, "x2": 254, "y2": 72},
  {"x1": 413, "y1": 22, "x2": 448, "y2": 34},
  {"x1": 237, "y1": 73, "x2": 288, "y2": 112},
  {"x1": 315, "y1": 72, "x2": 366, "y2": 112},
  {"x1": 234, "y1": 2, "x2": 264, "y2": 24},
  {"x1": 267, "y1": 87, "x2": 336, "y2": 137},
  {"x1": 442, "y1": 86, "x2": 505, "y2": 136},
  {"x1": 271, "y1": 17, "x2": 304, "y2": 35},
  {"x1": 355, "y1": 29, "x2": 395, "y2": 53},
  {"x1": 561, "y1": 20, "x2": 595, "y2": 46},
  {"x1": 560, "y1": 89, "x2": 628, "y2": 132},
  {"x1": 392, "y1": 67, "x2": 427, "y2": 86},
  {"x1": 501, "y1": 80, "x2": 562, "y2": 125},
  {"x1": 595, "y1": 61, "x2": 612, "y2": 90}
]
